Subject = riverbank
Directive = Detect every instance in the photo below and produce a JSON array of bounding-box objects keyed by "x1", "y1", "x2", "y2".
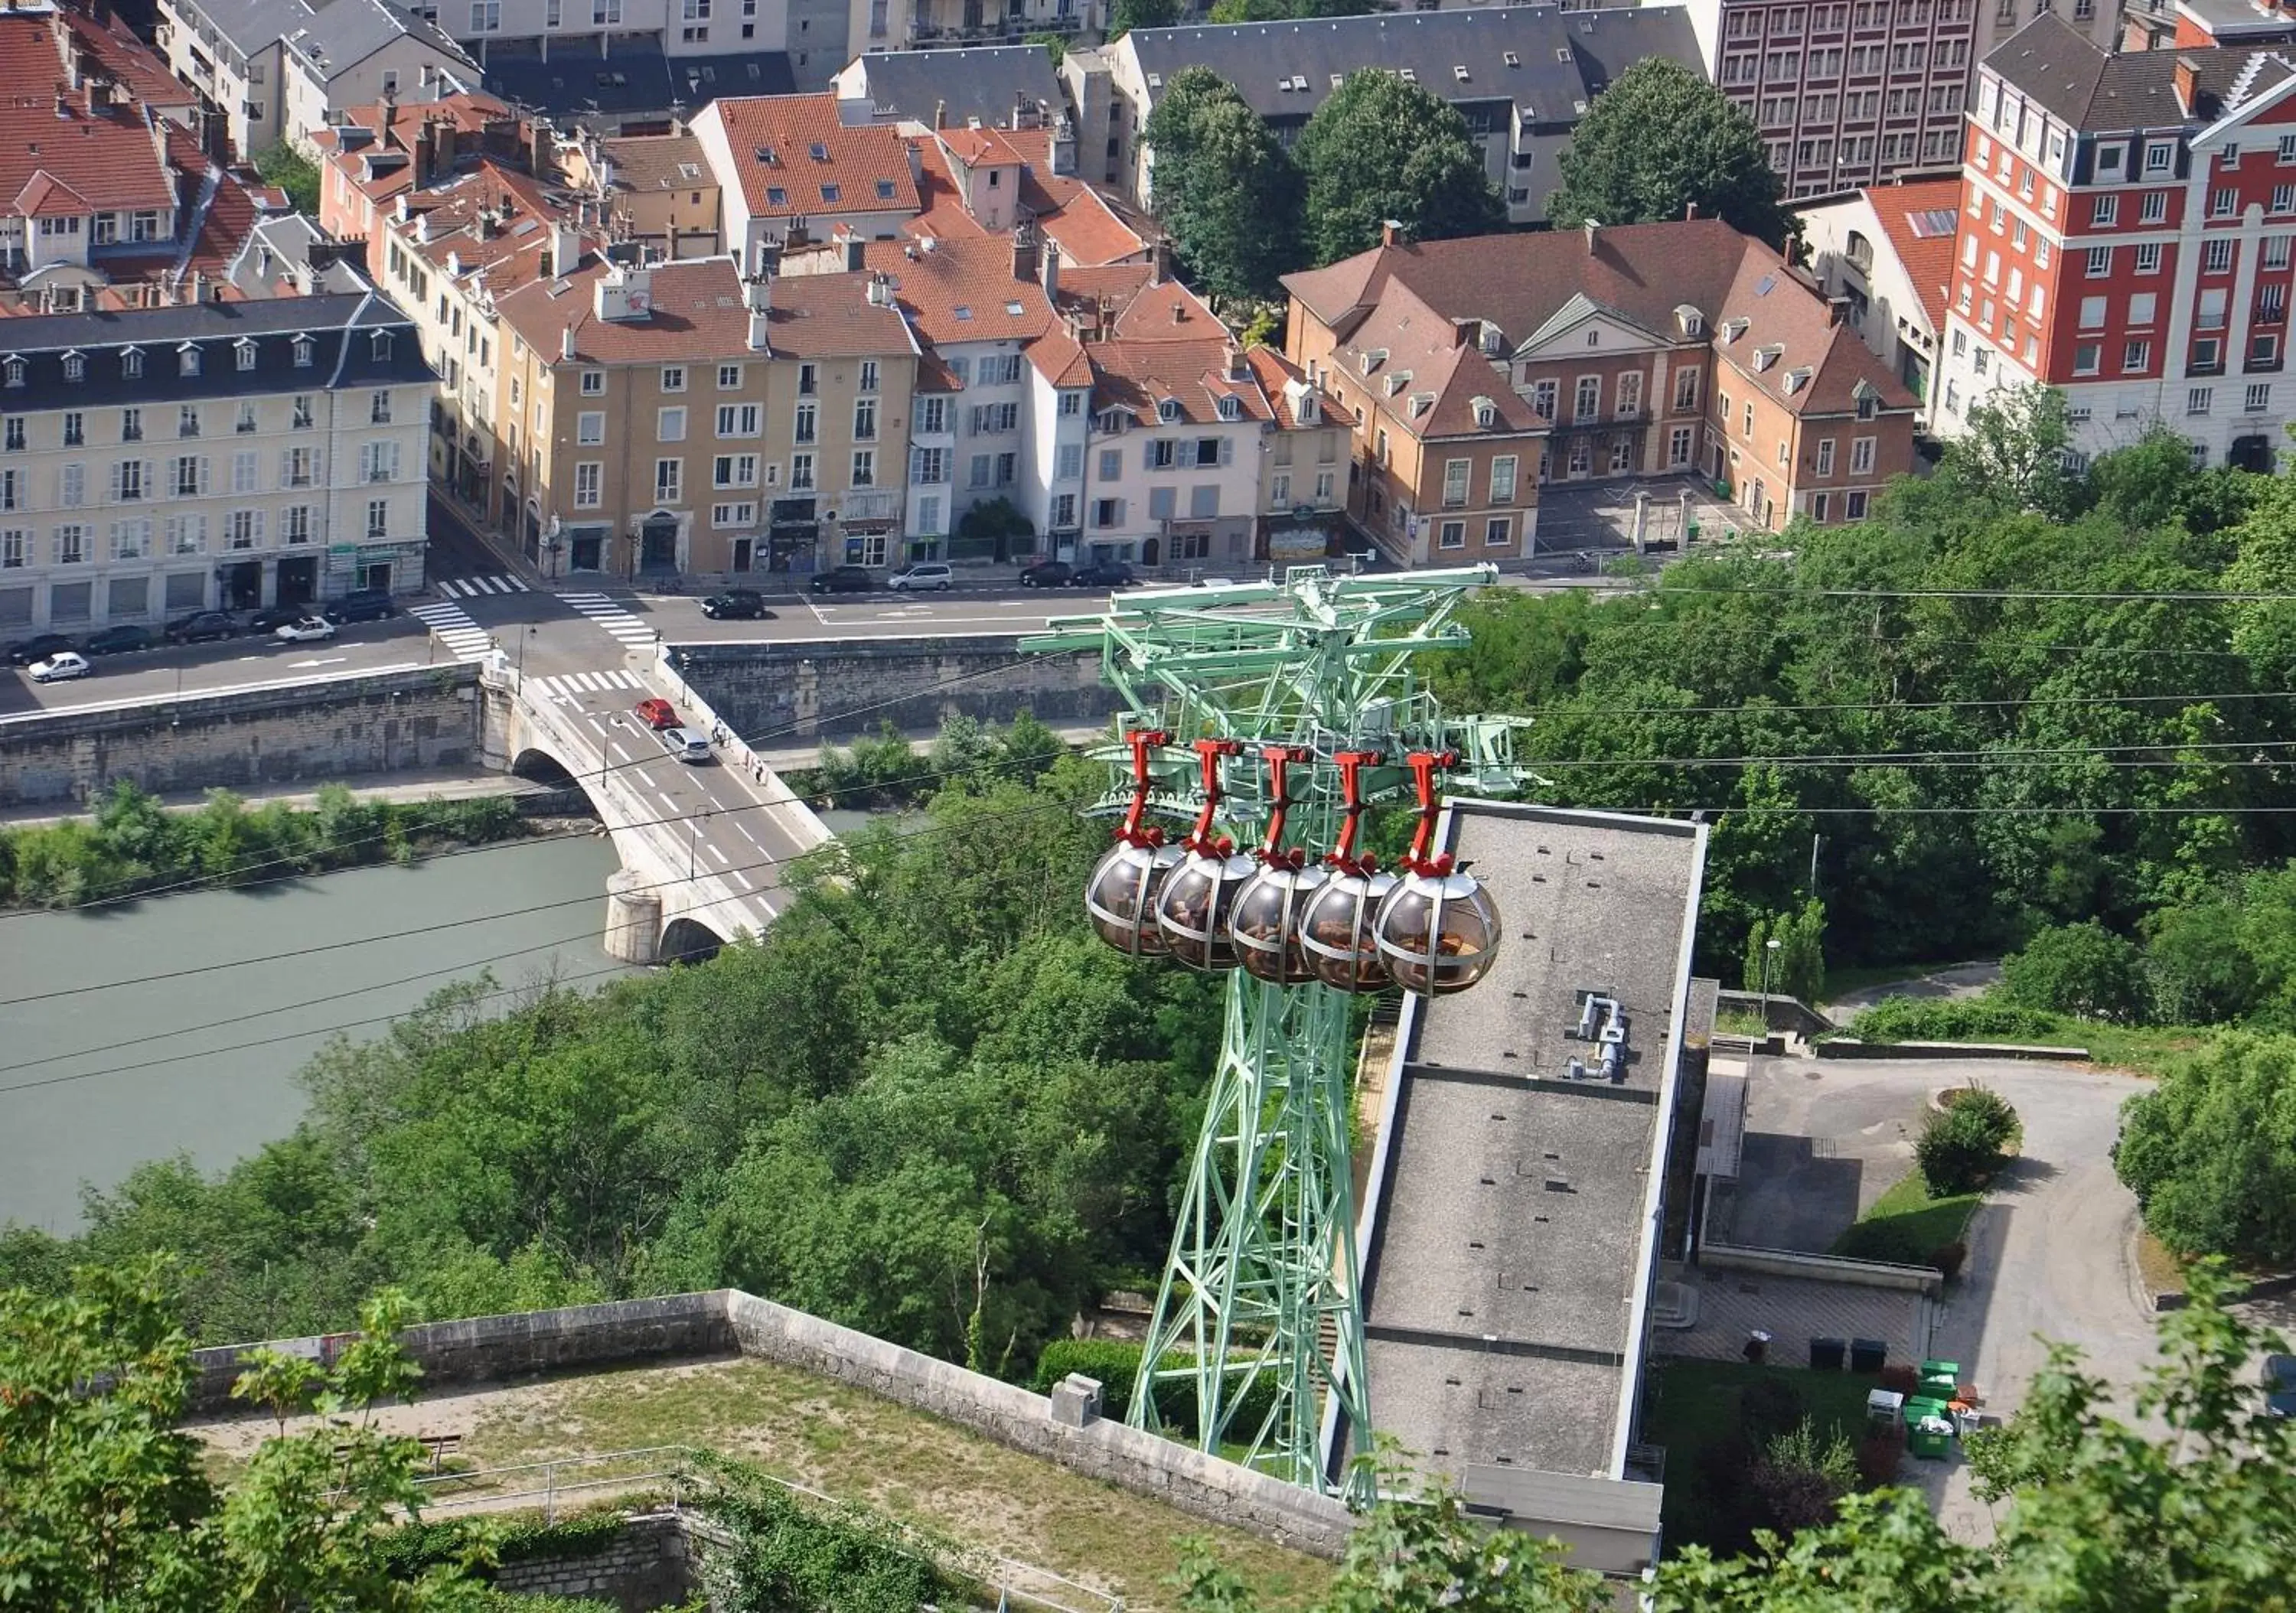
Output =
[{"x1": 0, "y1": 779, "x2": 592, "y2": 912}]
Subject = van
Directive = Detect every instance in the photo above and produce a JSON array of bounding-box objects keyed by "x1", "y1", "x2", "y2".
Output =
[{"x1": 325, "y1": 588, "x2": 397, "y2": 624}]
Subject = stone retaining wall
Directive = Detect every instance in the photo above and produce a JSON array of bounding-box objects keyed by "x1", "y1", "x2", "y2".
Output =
[
  {"x1": 489, "y1": 1510, "x2": 710, "y2": 1611},
  {"x1": 1700, "y1": 1242, "x2": 1943, "y2": 1295},
  {"x1": 672, "y1": 637, "x2": 1122, "y2": 742}
]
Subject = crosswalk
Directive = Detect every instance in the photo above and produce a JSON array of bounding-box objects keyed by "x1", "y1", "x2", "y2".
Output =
[
  {"x1": 406, "y1": 600, "x2": 494, "y2": 663},
  {"x1": 563, "y1": 591, "x2": 657, "y2": 650},
  {"x1": 435, "y1": 574, "x2": 530, "y2": 598},
  {"x1": 527, "y1": 668, "x2": 646, "y2": 702}
]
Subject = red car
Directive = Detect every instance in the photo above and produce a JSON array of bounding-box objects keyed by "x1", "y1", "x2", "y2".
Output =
[{"x1": 634, "y1": 696, "x2": 680, "y2": 730}]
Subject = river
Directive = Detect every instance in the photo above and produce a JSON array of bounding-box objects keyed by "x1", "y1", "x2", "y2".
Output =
[{"x1": 0, "y1": 833, "x2": 629, "y2": 1232}]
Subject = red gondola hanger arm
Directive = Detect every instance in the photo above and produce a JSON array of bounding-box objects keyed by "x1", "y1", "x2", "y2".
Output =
[
  {"x1": 1401, "y1": 749, "x2": 1460, "y2": 876},
  {"x1": 1255, "y1": 745, "x2": 1315, "y2": 868},
  {"x1": 1326, "y1": 749, "x2": 1384, "y2": 875},
  {"x1": 1114, "y1": 728, "x2": 1171, "y2": 847},
  {"x1": 1182, "y1": 738, "x2": 1244, "y2": 855}
]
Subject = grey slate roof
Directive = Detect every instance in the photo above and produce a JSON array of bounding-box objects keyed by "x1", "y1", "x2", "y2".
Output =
[
  {"x1": 0, "y1": 292, "x2": 431, "y2": 409},
  {"x1": 482, "y1": 44, "x2": 794, "y2": 124},
  {"x1": 840, "y1": 45, "x2": 1065, "y2": 129},
  {"x1": 1985, "y1": 11, "x2": 2296, "y2": 130},
  {"x1": 285, "y1": 0, "x2": 473, "y2": 79},
  {"x1": 1122, "y1": 3, "x2": 1704, "y2": 129}
]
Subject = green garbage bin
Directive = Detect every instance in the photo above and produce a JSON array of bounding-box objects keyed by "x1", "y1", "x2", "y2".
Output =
[{"x1": 1904, "y1": 1397, "x2": 1955, "y2": 1460}]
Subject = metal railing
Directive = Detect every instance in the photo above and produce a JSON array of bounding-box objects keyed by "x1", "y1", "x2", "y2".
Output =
[{"x1": 407, "y1": 1445, "x2": 1124, "y2": 1612}]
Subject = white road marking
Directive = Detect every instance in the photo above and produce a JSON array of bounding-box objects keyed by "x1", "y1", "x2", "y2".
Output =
[
  {"x1": 608, "y1": 741, "x2": 631, "y2": 763},
  {"x1": 739, "y1": 823, "x2": 763, "y2": 847},
  {"x1": 706, "y1": 842, "x2": 729, "y2": 866},
  {"x1": 287, "y1": 657, "x2": 348, "y2": 667}
]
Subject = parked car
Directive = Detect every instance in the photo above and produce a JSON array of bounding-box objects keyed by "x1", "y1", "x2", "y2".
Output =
[
  {"x1": 701, "y1": 588, "x2": 768, "y2": 620},
  {"x1": 325, "y1": 588, "x2": 396, "y2": 624},
  {"x1": 8, "y1": 631, "x2": 77, "y2": 666},
  {"x1": 1071, "y1": 561, "x2": 1136, "y2": 589},
  {"x1": 634, "y1": 696, "x2": 681, "y2": 730},
  {"x1": 28, "y1": 650, "x2": 90, "y2": 683},
  {"x1": 165, "y1": 610, "x2": 239, "y2": 644},
  {"x1": 244, "y1": 605, "x2": 308, "y2": 634},
  {"x1": 81, "y1": 624, "x2": 154, "y2": 656},
  {"x1": 274, "y1": 616, "x2": 338, "y2": 643},
  {"x1": 1019, "y1": 560, "x2": 1072, "y2": 588},
  {"x1": 657, "y1": 724, "x2": 713, "y2": 763},
  {"x1": 889, "y1": 562, "x2": 954, "y2": 592},
  {"x1": 808, "y1": 566, "x2": 875, "y2": 595}
]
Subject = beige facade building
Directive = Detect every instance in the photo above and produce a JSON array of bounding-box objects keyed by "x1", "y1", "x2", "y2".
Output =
[{"x1": 489, "y1": 255, "x2": 919, "y2": 578}]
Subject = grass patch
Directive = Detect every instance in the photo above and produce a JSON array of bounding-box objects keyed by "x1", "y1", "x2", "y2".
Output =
[
  {"x1": 1831, "y1": 1168, "x2": 1981, "y2": 1266},
  {"x1": 1714, "y1": 1009, "x2": 1769, "y2": 1038},
  {"x1": 1642, "y1": 1359, "x2": 1882, "y2": 1550},
  {"x1": 2135, "y1": 1228, "x2": 2188, "y2": 1299},
  {"x1": 1839, "y1": 995, "x2": 2210, "y2": 1080},
  {"x1": 452, "y1": 1357, "x2": 1329, "y2": 1612}
]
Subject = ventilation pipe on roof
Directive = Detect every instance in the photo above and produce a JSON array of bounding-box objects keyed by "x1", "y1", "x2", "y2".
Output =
[
  {"x1": 1040, "y1": 238, "x2": 1058, "y2": 305},
  {"x1": 933, "y1": 99, "x2": 946, "y2": 132},
  {"x1": 1685, "y1": 200, "x2": 1698, "y2": 220},
  {"x1": 1583, "y1": 218, "x2": 1600, "y2": 253}
]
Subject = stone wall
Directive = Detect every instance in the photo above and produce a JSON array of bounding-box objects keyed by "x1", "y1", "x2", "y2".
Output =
[
  {"x1": 489, "y1": 1510, "x2": 710, "y2": 1612},
  {"x1": 186, "y1": 1292, "x2": 734, "y2": 1414},
  {"x1": 722, "y1": 1291, "x2": 1354, "y2": 1557},
  {"x1": 672, "y1": 637, "x2": 1122, "y2": 743},
  {"x1": 0, "y1": 666, "x2": 482, "y2": 807}
]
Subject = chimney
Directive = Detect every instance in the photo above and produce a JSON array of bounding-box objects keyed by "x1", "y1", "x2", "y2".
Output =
[
  {"x1": 1782, "y1": 236, "x2": 1799, "y2": 267},
  {"x1": 1827, "y1": 295, "x2": 1850, "y2": 327},
  {"x1": 1040, "y1": 239, "x2": 1058, "y2": 305},
  {"x1": 550, "y1": 219, "x2": 581, "y2": 279},
  {"x1": 844, "y1": 232, "x2": 866, "y2": 272},
  {"x1": 380, "y1": 90, "x2": 397, "y2": 132},
  {"x1": 666, "y1": 219, "x2": 680, "y2": 261},
  {"x1": 413, "y1": 120, "x2": 437, "y2": 187},
  {"x1": 1380, "y1": 218, "x2": 1403, "y2": 246},
  {"x1": 1151, "y1": 238, "x2": 1172, "y2": 285},
  {"x1": 529, "y1": 119, "x2": 555, "y2": 183},
  {"x1": 435, "y1": 120, "x2": 458, "y2": 171},
  {"x1": 1226, "y1": 343, "x2": 1247, "y2": 380},
  {"x1": 1011, "y1": 223, "x2": 1038, "y2": 282},
  {"x1": 2174, "y1": 54, "x2": 2200, "y2": 116},
  {"x1": 1685, "y1": 200, "x2": 1698, "y2": 220},
  {"x1": 559, "y1": 324, "x2": 576, "y2": 361},
  {"x1": 933, "y1": 99, "x2": 946, "y2": 132},
  {"x1": 1583, "y1": 218, "x2": 1601, "y2": 253},
  {"x1": 745, "y1": 269, "x2": 773, "y2": 350}
]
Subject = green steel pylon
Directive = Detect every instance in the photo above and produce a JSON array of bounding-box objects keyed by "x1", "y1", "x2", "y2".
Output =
[{"x1": 1022, "y1": 564, "x2": 1527, "y2": 1498}]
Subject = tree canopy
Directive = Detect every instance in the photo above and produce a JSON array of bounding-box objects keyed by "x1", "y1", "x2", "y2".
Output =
[
  {"x1": 1143, "y1": 69, "x2": 1303, "y2": 304},
  {"x1": 1107, "y1": 0, "x2": 1177, "y2": 37},
  {"x1": 1293, "y1": 70, "x2": 1505, "y2": 265},
  {"x1": 1546, "y1": 58, "x2": 1789, "y2": 246}
]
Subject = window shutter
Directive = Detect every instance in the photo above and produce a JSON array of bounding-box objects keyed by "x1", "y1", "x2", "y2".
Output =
[
  {"x1": 198, "y1": 458, "x2": 210, "y2": 495},
  {"x1": 252, "y1": 510, "x2": 266, "y2": 543},
  {"x1": 107, "y1": 464, "x2": 121, "y2": 503},
  {"x1": 1220, "y1": 437, "x2": 1233, "y2": 465}
]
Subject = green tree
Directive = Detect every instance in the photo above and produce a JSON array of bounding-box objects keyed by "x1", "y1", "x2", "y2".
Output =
[
  {"x1": 1022, "y1": 31, "x2": 1065, "y2": 66},
  {"x1": 1144, "y1": 75, "x2": 1303, "y2": 302},
  {"x1": 1547, "y1": 58, "x2": 1789, "y2": 246},
  {"x1": 1745, "y1": 900, "x2": 1825, "y2": 1005},
  {"x1": 1947, "y1": 383, "x2": 2076, "y2": 516},
  {"x1": 253, "y1": 143, "x2": 323, "y2": 214},
  {"x1": 2117, "y1": 1032, "x2": 2296, "y2": 1263},
  {"x1": 1293, "y1": 70, "x2": 1505, "y2": 265},
  {"x1": 1107, "y1": 0, "x2": 1177, "y2": 37},
  {"x1": 0, "y1": 1260, "x2": 490, "y2": 1611},
  {"x1": 1998, "y1": 921, "x2": 2149, "y2": 1022}
]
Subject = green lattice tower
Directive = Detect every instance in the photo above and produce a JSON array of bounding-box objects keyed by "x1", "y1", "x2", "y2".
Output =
[{"x1": 1021, "y1": 564, "x2": 1524, "y2": 1497}]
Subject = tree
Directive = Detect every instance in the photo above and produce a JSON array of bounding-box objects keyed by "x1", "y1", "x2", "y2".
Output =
[
  {"x1": 254, "y1": 144, "x2": 322, "y2": 214},
  {"x1": 1107, "y1": 0, "x2": 1177, "y2": 37},
  {"x1": 0, "y1": 1260, "x2": 491, "y2": 1611},
  {"x1": 2116, "y1": 1032, "x2": 2296, "y2": 1264},
  {"x1": 1947, "y1": 383, "x2": 2076, "y2": 516},
  {"x1": 1998, "y1": 921, "x2": 2149, "y2": 1022},
  {"x1": 1547, "y1": 58, "x2": 1789, "y2": 246},
  {"x1": 1745, "y1": 900, "x2": 1825, "y2": 1005},
  {"x1": 1914, "y1": 1087, "x2": 2018, "y2": 1196},
  {"x1": 1293, "y1": 70, "x2": 1505, "y2": 265},
  {"x1": 1144, "y1": 76, "x2": 1303, "y2": 302},
  {"x1": 1022, "y1": 31, "x2": 1065, "y2": 67}
]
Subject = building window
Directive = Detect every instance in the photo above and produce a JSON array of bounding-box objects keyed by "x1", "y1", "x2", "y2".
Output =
[
  {"x1": 1668, "y1": 425, "x2": 1693, "y2": 468},
  {"x1": 61, "y1": 411, "x2": 82, "y2": 448},
  {"x1": 53, "y1": 524, "x2": 85, "y2": 565},
  {"x1": 2246, "y1": 383, "x2": 2272, "y2": 413},
  {"x1": 2124, "y1": 339, "x2": 2151, "y2": 372},
  {"x1": 2092, "y1": 195, "x2": 2118, "y2": 227},
  {"x1": 717, "y1": 403, "x2": 762, "y2": 439},
  {"x1": 580, "y1": 370, "x2": 605, "y2": 396},
  {"x1": 366, "y1": 500, "x2": 390, "y2": 539},
  {"x1": 2187, "y1": 386, "x2": 2213, "y2": 415},
  {"x1": 718, "y1": 363, "x2": 743, "y2": 390},
  {"x1": 854, "y1": 399, "x2": 878, "y2": 441},
  {"x1": 178, "y1": 346, "x2": 201, "y2": 377},
  {"x1": 2211, "y1": 187, "x2": 2238, "y2": 219},
  {"x1": 574, "y1": 463, "x2": 602, "y2": 507},
  {"x1": 2144, "y1": 141, "x2": 2174, "y2": 174},
  {"x1": 713, "y1": 454, "x2": 758, "y2": 489},
  {"x1": 1437, "y1": 520, "x2": 1466, "y2": 550},
  {"x1": 284, "y1": 505, "x2": 311, "y2": 545},
  {"x1": 851, "y1": 450, "x2": 876, "y2": 487},
  {"x1": 790, "y1": 454, "x2": 814, "y2": 490},
  {"x1": 2206, "y1": 238, "x2": 2237, "y2": 275},
  {"x1": 2141, "y1": 190, "x2": 2168, "y2": 224},
  {"x1": 1489, "y1": 455, "x2": 1517, "y2": 503},
  {"x1": 1574, "y1": 376, "x2": 1600, "y2": 421},
  {"x1": 1672, "y1": 367, "x2": 1701, "y2": 411},
  {"x1": 658, "y1": 406, "x2": 687, "y2": 442},
  {"x1": 292, "y1": 396, "x2": 313, "y2": 429},
  {"x1": 2074, "y1": 343, "x2": 2101, "y2": 375},
  {"x1": 292, "y1": 336, "x2": 313, "y2": 367},
  {"x1": 178, "y1": 405, "x2": 200, "y2": 438},
  {"x1": 1531, "y1": 380, "x2": 1557, "y2": 419},
  {"x1": 858, "y1": 360, "x2": 879, "y2": 393},
  {"x1": 2254, "y1": 331, "x2": 2282, "y2": 366},
  {"x1": 655, "y1": 459, "x2": 683, "y2": 503},
  {"x1": 1849, "y1": 436, "x2": 1876, "y2": 475},
  {"x1": 1846, "y1": 490, "x2": 1867, "y2": 519},
  {"x1": 359, "y1": 442, "x2": 400, "y2": 483},
  {"x1": 1442, "y1": 458, "x2": 1469, "y2": 507},
  {"x1": 2136, "y1": 243, "x2": 2163, "y2": 275},
  {"x1": 577, "y1": 411, "x2": 605, "y2": 445},
  {"x1": 1815, "y1": 438, "x2": 1835, "y2": 476}
]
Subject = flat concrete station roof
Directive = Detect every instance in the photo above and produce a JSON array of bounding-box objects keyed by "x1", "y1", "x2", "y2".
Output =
[{"x1": 1357, "y1": 799, "x2": 1706, "y2": 1486}]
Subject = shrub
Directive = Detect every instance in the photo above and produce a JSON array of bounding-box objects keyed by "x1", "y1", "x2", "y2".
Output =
[
  {"x1": 2001, "y1": 921, "x2": 2149, "y2": 1023},
  {"x1": 1855, "y1": 1425, "x2": 1905, "y2": 1488},
  {"x1": 1916, "y1": 1100, "x2": 2013, "y2": 1196},
  {"x1": 1926, "y1": 1241, "x2": 1968, "y2": 1282},
  {"x1": 1737, "y1": 1376, "x2": 1804, "y2": 1444},
  {"x1": 1848, "y1": 996, "x2": 2066, "y2": 1044},
  {"x1": 2115, "y1": 1032, "x2": 2296, "y2": 1265},
  {"x1": 1747, "y1": 1416, "x2": 1859, "y2": 1533},
  {"x1": 1943, "y1": 1085, "x2": 2020, "y2": 1152},
  {"x1": 1835, "y1": 1218, "x2": 1926, "y2": 1265}
]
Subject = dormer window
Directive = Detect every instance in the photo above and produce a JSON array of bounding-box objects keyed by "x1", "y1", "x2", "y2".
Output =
[
  {"x1": 1479, "y1": 322, "x2": 1505, "y2": 356},
  {"x1": 1753, "y1": 344, "x2": 1782, "y2": 371},
  {"x1": 1783, "y1": 367, "x2": 1812, "y2": 395},
  {"x1": 1409, "y1": 392, "x2": 1434, "y2": 418},
  {"x1": 1721, "y1": 318, "x2": 1748, "y2": 343},
  {"x1": 371, "y1": 330, "x2": 393, "y2": 361},
  {"x1": 1471, "y1": 396, "x2": 1498, "y2": 428},
  {"x1": 121, "y1": 347, "x2": 142, "y2": 379},
  {"x1": 1358, "y1": 347, "x2": 1388, "y2": 375},
  {"x1": 1157, "y1": 397, "x2": 1181, "y2": 422},
  {"x1": 1856, "y1": 387, "x2": 1878, "y2": 419},
  {"x1": 1097, "y1": 408, "x2": 1127, "y2": 433},
  {"x1": 1217, "y1": 395, "x2": 1241, "y2": 421},
  {"x1": 178, "y1": 344, "x2": 201, "y2": 376},
  {"x1": 1675, "y1": 305, "x2": 1704, "y2": 337},
  {"x1": 0, "y1": 356, "x2": 21, "y2": 388},
  {"x1": 292, "y1": 334, "x2": 314, "y2": 367},
  {"x1": 62, "y1": 350, "x2": 83, "y2": 382},
  {"x1": 234, "y1": 338, "x2": 258, "y2": 372}
]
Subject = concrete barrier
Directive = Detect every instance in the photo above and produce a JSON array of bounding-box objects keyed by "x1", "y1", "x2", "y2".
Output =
[
  {"x1": 1812, "y1": 1038, "x2": 2092, "y2": 1063},
  {"x1": 1700, "y1": 1242, "x2": 1943, "y2": 1295}
]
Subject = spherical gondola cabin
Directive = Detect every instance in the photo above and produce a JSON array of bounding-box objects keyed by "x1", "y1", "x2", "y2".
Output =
[
  {"x1": 1374, "y1": 865, "x2": 1502, "y2": 995},
  {"x1": 1296, "y1": 865, "x2": 1398, "y2": 992}
]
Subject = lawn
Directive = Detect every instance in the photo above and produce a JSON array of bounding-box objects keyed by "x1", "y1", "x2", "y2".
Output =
[
  {"x1": 1642, "y1": 1359, "x2": 1885, "y2": 1550},
  {"x1": 1830, "y1": 1168, "x2": 1981, "y2": 1265},
  {"x1": 447, "y1": 1356, "x2": 1332, "y2": 1612}
]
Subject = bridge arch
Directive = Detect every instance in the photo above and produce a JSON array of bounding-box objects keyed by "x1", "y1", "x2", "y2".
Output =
[
  {"x1": 510, "y1": 746, "x2": 581, "y2": 788},
  {"x1": 660, "y1": 917, "x2": 728, "y2": 963}
]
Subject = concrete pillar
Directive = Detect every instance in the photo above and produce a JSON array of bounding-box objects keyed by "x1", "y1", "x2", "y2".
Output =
[{"x1": 602, "y1": 868, "x2": 661, "y2": 965}]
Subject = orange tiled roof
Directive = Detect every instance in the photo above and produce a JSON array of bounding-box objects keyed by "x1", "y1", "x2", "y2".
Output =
[
  {"x1": 1860, "y1": 174, "x2": 1963, "y2": 338},
  {"x1": 708, "y1": 93, "x2": 919, "y2": 220},
  {"x1": 495, "y1": 257, "x2": 913, "y2": 366},
  {"x1": 0, "y1": 92, "x2": 174, "y2": 220}
]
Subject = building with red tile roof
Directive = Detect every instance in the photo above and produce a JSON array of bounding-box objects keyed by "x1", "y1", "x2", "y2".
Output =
[
  {"x1": 1797, "y1": 174, "x2": 1962, "y2": 424},
  {"x1": 690, "y1": 93, "x2": 921, "y2": 274},
  {"x1": 1283, "y1": 218, "x2": 1919, "y2": 563}
]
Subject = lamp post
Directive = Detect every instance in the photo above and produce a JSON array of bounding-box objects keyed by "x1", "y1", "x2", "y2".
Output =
[
  {"x1": 1760, "y1": 936, "x2": 1782, "y2": 1031},
  {"x1": 686, "y1": 809, "x2": 711, "y2": 881}
]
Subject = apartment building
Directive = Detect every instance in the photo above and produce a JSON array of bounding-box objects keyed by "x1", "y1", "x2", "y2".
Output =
[
  {"x1": 1082, "y1": 5, "x2": 1704, "y2": 223},
  {"x1": 1281, "y1": 218, "x2": 1917, "y2": 560},
  {"x1": 844, "y1": 0, "x2": 1093, "y2": 57},
  {"x1": 559, "y1": 127, "x2": 725, "y2": 258},
  {"x1": 489, "y1": 256, "x2": 918, "y2": 578},
  {"x1": 313, "y1": 92, "x2": 527, "y2": 278},
  {"x1": 411, "y1": 0, "x2": 849, "y2": 96},
  {"x1": 829, "y1": 44, "x2": 1065, "y2": 130},
  {"x1": 1683, "y1": 0, "x2": 2122, "y2": 201},
  {"x1": 1797, "y1": 174, "x2": 1962, "y2": 419},
  {"x1": 1936, "y1": 17, "x2": 2296, "y2": 468},
  {"x1": 1245, "y1": 346, "x2": 1350, "y2": 565},
  {"x1": 0, "y1": 293, "x2": 434, "y2": 637},
  {"x1": 155, "y1": 0, "x2": 473, "y2": 157},
  {"x1": 2121, "y1": 0, "x2": 2296, "y2": 51},
  {"x1": 691, "y1": 93, "x2": 922, "y2": 272}
]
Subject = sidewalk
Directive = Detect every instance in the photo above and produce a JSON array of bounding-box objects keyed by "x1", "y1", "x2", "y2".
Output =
[{"x1": 0, "y1": 767, "x2": 552, "y2": 829}]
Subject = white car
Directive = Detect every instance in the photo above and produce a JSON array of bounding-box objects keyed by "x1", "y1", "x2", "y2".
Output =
[
  {"x1": 28, "y1": 650, "x2": 90, "y2": 683},
  {"x1": 274, "y1": 616, "x2": 338, "y2": 643},
  {"x1": 888, "y1": 562, "x2": 954, "y2": 592}
]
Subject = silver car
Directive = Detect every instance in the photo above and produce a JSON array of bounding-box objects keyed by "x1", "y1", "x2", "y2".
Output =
[{"x1": 657, "y1": 724, "x2": 713, "y2": 763}]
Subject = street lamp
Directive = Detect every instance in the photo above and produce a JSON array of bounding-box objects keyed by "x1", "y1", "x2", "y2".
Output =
[
  {"x1": 687, "y1": 808, "x2": 711, "y2": 881},
  {"x1": 1759, "y1": 936, "x2": 1782, "y2": 1031}
]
